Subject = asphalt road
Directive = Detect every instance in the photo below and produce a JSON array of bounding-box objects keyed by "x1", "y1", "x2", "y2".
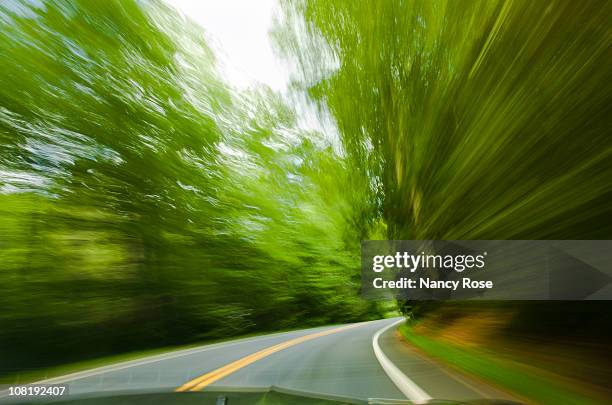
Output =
[{"x1": 0, "y1": 318, "x2": 519, "y2": 404}]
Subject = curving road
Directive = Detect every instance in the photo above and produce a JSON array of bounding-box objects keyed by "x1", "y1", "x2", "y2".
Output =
[{"x1": 0, "y1": 318, "x2": 519, "y2": 404}]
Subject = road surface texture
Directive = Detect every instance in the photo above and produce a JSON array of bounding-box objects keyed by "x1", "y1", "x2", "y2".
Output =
[{"x1": 1, "y1": 318, "x2": 520, "y2": 404}]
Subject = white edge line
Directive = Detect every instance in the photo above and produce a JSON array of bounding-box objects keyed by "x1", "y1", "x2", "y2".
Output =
[{"x1": 372, "y1": 318, "x2": 432, "y2": 404}]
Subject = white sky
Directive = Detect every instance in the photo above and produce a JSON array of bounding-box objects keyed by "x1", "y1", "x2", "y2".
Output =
[
  {"x1": 166, "y1": 0, "x2": 289, "y2": 92},
  {"x1": 164, "y1": 0, "x2": 342, "y2": 153}
]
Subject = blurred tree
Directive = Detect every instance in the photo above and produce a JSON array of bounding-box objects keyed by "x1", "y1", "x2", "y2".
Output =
[
  {"x1": 0, "y1": 0, "x2": 379, "y2": 373},
  {"x1": 276, "y1": 0, "x2": 612, "y2": 240}
]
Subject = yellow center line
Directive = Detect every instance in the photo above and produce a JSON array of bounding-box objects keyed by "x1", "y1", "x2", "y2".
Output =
[{"x1": 175, "y1": 322, "x2": 364, "y2": 392}]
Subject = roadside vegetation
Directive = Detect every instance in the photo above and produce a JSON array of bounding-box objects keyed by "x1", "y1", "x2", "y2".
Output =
[
  {"x1": 399, "y1": 302, "x2": 612, "y2": 404},
  {"x1": 1, "y1": 0, "x2": 610, "y2": 396},
  {"x1": 278, "y1": 1, "x2": 612, "y2": 403},
  {"x1": 0, "y1": 0, "x2": 383, "y2": 376}
]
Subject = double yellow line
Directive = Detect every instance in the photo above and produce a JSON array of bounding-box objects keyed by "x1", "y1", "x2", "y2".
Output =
[{"x1": 176, "y1": 323, "x2": 363, "y2": 392}]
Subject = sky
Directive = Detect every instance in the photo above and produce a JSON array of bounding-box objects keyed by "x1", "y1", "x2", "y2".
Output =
[
  {"x1": 166, "y1": 0, "x2": 290, "y2": 92},
  {"x1": 164, "y1": 0, "x2": 342, "y2": 153}
]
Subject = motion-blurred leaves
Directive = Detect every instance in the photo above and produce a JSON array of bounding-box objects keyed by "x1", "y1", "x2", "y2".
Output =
[{"x1": 0, "y1": 0, "x2": 377, "y2": 372}]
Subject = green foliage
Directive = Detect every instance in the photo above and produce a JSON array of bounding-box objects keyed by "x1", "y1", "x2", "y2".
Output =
[
  {"x1": 400, "y1": 323, "x2": 604, "y2": 404},
  {"x1": 277, "y1": 0, "x2": 612, "y2": 239},
  {"x1": 276, "y1": 5, "x2": 612, "y2": 400},
  {"x1": 0, "y1": 0, "x2": 379, "y2": 373},
  {"x1": 2, "y1": 0, "x2": 610, "y2": 377}
]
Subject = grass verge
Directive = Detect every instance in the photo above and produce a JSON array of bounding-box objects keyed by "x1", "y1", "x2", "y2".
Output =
[{"x1": 399, "y1": 323, "x2": 604, "y2": 405}]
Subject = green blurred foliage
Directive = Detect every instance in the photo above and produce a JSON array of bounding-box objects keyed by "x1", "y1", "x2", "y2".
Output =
[
  {"x1": 276, "y1": 0, "x2": 612, "y2": 239},
  {"x1": 275, "y1": 3, "x2": 612, "y2": 389},
  {"x1": 2, "y1": 0, "x2": 611, "y2": 378},
  {"x1": 0, "y1": 0, "x2": 380, "y2": 372}
]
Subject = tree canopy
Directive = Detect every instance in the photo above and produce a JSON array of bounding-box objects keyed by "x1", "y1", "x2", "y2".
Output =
[{"x1": 0, "y1": 0, "x2": 380, "y2": 372}]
